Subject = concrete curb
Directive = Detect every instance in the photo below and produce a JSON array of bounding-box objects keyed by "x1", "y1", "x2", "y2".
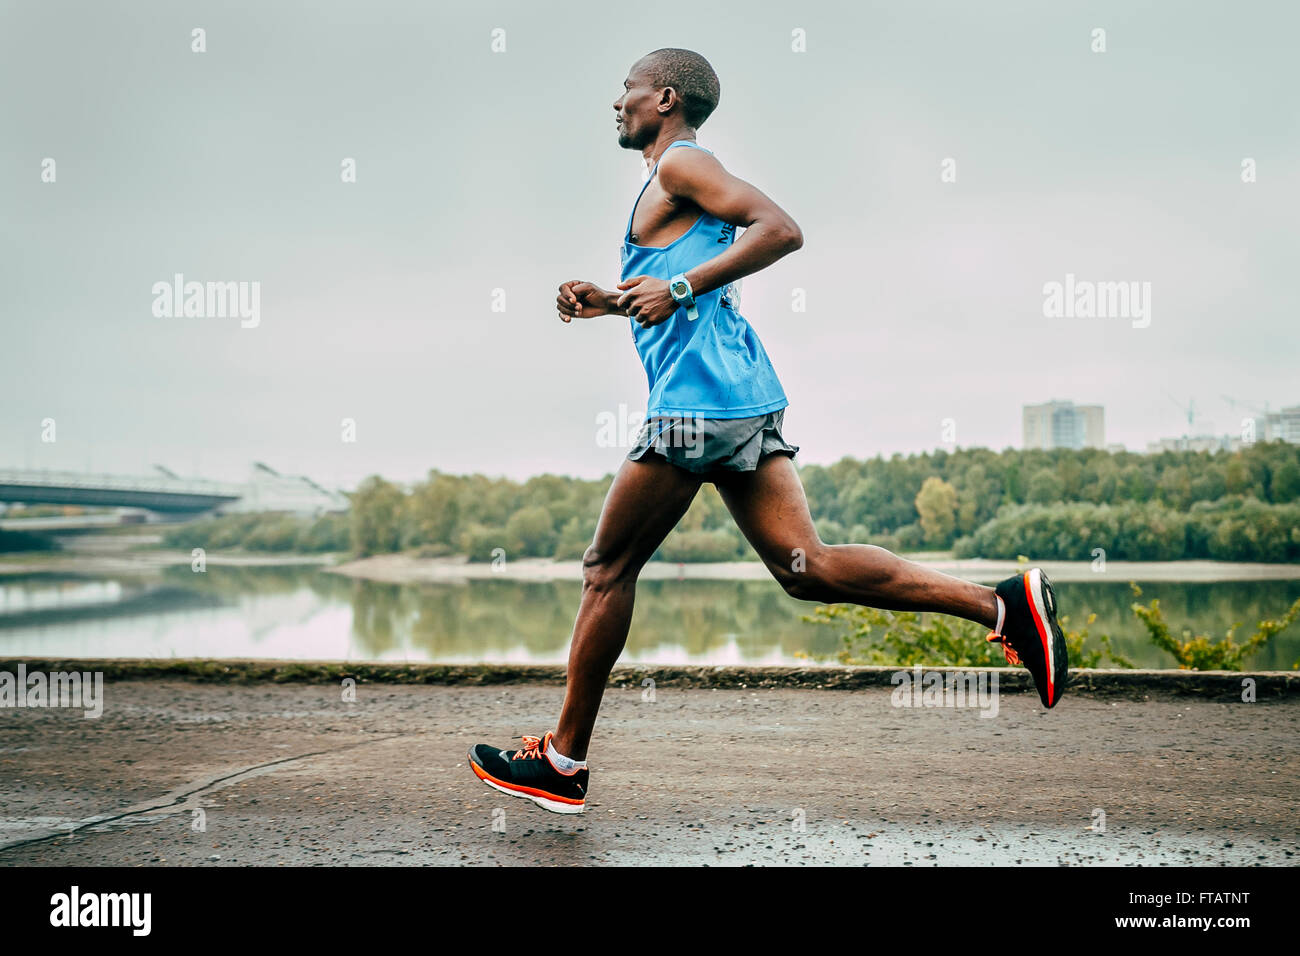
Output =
[{"x1": 1, "y1": 658, "x2": 1295, "y2": 700}]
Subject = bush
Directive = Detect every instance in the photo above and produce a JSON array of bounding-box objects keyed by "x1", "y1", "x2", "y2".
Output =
[
  {"x1": 1129, "y1": 583, "x2": 1300, "y2": 670},
  {"x1": 505, "y1": 506, "x2": 557, "y2": 557},
  {"x1": 955, "y1": 500, "x2": 1300, "y2": 563},
  {"x1": 296, "y1": 513, "x2": 351, "y2": 552},
  {"x1": 895, "y1": 523, "x2": 925, "y2": 552},
  {"x1": 802, "y1": 581, "x2": 1300, "y2": 671},
  {"x1": 460, "y1": 524, "x2": 508, "y2": 563},
  {"x1": 803, "y1": 604, "x2": 1131, "y2": 668},
  {"x1": 656, "y1": 528, "x2": 743, "y2": 562},
  {"x1": 553, "y1": 516, "x2": 595, "y2": 561},
  {"x1": 161, "y1": 512, "x2": 348, "y2": 554},
  {"x1": 242, "y1": 517, "x2": 302, "y2": 552}
]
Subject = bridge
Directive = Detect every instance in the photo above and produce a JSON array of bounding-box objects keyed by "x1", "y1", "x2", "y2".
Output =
[{"x1": 0, "y1": 468, "x2": 245, "y2": 515}]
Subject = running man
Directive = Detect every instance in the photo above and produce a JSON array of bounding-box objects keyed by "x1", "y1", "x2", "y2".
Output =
[{"x1": 468, "y1": 49, "x2": 1068, "y2": 814}]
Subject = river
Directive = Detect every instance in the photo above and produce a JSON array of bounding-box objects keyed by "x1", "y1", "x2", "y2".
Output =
[{"x1": 2, "y1": 565, "x2": 1297, "y2": 669}]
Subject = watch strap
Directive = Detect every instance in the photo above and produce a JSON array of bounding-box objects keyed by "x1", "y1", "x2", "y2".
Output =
[{"x1": 670, "y1": 273, "x2": 699, "y2": 321}]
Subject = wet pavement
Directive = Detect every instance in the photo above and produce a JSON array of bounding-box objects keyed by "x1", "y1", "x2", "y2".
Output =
[{"x1": 0, "y1": 680, "x2": 1296, "y2": 866}]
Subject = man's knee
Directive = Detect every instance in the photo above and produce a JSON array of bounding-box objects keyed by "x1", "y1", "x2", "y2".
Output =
[
  {"x1": 769, "y1": 544, "x2": 831, "y2": 601},
  {"x1": 581, "y1": 544, "x2": 639, "y2": 593}
]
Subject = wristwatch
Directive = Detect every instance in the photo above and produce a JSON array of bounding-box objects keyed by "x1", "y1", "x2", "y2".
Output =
[{"x1": 669, "y1": 273, "x2": 699, "y2": 321}]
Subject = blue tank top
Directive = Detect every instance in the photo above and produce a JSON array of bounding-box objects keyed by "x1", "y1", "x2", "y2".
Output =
[{"x1": 619, "y1": 140, "x2": 788, "y2": 420}]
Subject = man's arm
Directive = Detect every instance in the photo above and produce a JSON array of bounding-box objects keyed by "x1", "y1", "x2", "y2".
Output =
[{"x1": 654, "y1": 146, "x2": 803, "y2": 297}]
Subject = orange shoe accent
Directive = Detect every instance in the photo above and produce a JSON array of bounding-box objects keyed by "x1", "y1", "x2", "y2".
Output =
[
  {"x1": 469, "y1": 754, "x2": 585, "y2": 806},
  {"x1": 1021, "y1": 571, "x2": 1055, "y2": 706},
  {"x1": 511, "y1": 734, "x2": 544, "y2": 760},
  {"x1": 986, "y1": 631, "x2": 1021, "y2": 666}
]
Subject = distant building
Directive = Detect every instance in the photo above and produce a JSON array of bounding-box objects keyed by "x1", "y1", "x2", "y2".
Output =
[
  {"x1": 1145, "y1": 435, "x2": 1243, "y2": 454},
  {"x1": 1023, "y1": 400, "x2": 1105, "y2": 450},
  {"x1": 217, "y1": 463, "x2": 349, "y2": 515},
  {"x1": 1261, "y1": 405, "x2": 1300, "y2": 444}
]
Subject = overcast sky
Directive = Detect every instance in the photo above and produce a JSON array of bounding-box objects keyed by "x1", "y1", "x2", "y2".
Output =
[{"x1": 2, "y1": 0, "x2": 1296, "y2": 487}]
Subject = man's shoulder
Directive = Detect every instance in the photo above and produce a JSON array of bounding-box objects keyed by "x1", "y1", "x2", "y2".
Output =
[
  {"x1": 656, "y1": 142, "x2": 719, "y2": 195},
  {"x1": 658, "y1": 141, "x2": 717, "y2": 172}
]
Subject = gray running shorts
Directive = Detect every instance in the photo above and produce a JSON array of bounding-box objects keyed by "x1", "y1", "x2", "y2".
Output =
[{"x1": 626, "y1": 408, "x2": 799, "y2": 476}]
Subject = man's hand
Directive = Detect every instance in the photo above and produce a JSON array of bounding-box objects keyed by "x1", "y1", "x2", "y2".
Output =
[
  {"x1": 557, "y1": 280, "x2": 618, "y2": 322},
  {"x1": 615, "y1": 275, "x2": 676, "y2": 328}
]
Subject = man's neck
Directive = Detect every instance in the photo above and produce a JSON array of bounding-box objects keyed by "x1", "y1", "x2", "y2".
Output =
[{"x1": 642, "y1": 127, "x2": 697, "y2": 169}]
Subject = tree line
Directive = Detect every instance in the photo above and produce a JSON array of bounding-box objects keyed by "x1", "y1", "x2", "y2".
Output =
[{"x1": 167, "y1": 441, "x2": 1300, "y2": 564}]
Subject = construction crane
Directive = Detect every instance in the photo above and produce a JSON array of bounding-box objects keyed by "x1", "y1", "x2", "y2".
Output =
[
  {"x1": 1163, "y1": 392, "x2": 1197, "y2": 436},
  {"x1": 1221, "y1": 394, "x2": 1271, "y2": 417},
  {"x1": 1222, "y1": 395, "x2": 1273, "y2": 441}
]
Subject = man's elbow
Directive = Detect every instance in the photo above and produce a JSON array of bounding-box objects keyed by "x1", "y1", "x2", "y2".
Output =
[{"x1": 780, "y1": 220, "x2": 804, "y2": 252}]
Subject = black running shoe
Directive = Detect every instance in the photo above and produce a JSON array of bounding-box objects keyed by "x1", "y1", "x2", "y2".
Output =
[
  {"x1": 986, "y1": 568, "x2": 1068, "y2": 708},
  {"x1": 467, "y1": 731, "x2": 587, "y2": 814}
]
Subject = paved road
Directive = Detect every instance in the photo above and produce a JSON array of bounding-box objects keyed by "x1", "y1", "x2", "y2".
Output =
[{"x1": 1, "y1": 681, "x2": 1296, "y2": 865}]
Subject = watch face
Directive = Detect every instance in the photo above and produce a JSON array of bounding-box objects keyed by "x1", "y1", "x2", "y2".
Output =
[{"x1": 672, "y1": 282, "x2": 687, "y2": 297}]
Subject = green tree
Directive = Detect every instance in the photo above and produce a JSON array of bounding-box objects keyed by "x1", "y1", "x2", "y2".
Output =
[
  {"x1": 505, "y1": 506, "x2": 557, "y2": 557},
  {"x1": 554, "y1": 515, "x2": 596, "y2": 560},
  {"x1": 1026, "y1": 468, "x2": 1064, "y2": 504},
  {"x1": 405, "y1": 472, "x2": 463, "y2": 548},
  {"x1": 349, "y1": 476, "x2": 405, "y2": 556},
  {"x1": 1272, "y1": 459, "x2": 1300, "y2": 503},
  {"x1": 915, "y1": 476, "x2": 958, "y2": 546}
]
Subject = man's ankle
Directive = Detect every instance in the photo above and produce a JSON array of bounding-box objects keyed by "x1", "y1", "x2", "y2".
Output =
[
  {"x1": 989, "y1": 592, "x2": 1006, "y2": 632},
  {"x1": 547, "y1": 734, "x2": 588, "y2": 772}
]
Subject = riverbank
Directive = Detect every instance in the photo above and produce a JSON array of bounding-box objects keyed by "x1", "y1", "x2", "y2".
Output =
[
  {"x1": 5, "y1": 658, "x2": 1297, "y2": 698},
  {"x1": 327, "y1": 552, "x2": 1300, "y2": 584},
  {"x1": 3, "y1": 533, "x2": 1298, "y2": 584},
  {"x1": 1, "y1": 679, "x2": 1294, "y2": 866},
  {"x1": 0, "y1": 535, "x2": 337, "y2": 577}
]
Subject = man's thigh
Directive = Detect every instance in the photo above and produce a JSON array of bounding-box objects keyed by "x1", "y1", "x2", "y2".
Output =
[
  {"x1": 712, "y1": 453, "x2": 821, "y2": 569},
  {"x1": 587, "y1": 452, "x2": 704, "y2": 573}
]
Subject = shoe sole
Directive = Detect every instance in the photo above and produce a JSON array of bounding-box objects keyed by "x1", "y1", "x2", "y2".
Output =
[
  {"x1": 1024, "y1": 568, "x2": 1068, "y2": 707},
  {"x1": 467, "y1": 748, "x2": 585, "y2": 815}
]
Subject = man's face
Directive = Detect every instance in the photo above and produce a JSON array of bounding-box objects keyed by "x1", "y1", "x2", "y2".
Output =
[{"x1": 613, "y1": 63, "x2": 660, "y2": 150}]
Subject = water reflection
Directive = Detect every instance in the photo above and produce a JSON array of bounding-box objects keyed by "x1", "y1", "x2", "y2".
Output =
[{"x1": 0, "y1": 565, "x2": 1296, "y2": 669}]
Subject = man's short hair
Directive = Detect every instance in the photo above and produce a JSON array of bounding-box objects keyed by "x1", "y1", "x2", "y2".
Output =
[{"x1": 642, "y1": 48, "x2": 720, "y2": 129}]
